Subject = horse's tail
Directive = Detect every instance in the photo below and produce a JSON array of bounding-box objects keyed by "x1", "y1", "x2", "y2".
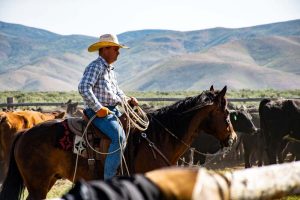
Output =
[{"x1": 0, "y1": 133, "x2": 25, "y2": 200}]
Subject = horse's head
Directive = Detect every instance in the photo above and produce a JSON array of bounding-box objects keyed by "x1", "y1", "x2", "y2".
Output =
[{"x1": 200, "y1": 86, "x2": 237, "y2": 147}]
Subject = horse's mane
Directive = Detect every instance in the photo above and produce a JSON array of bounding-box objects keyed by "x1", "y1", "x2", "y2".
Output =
[
  {"x1": 145, "y1": 89, "x2": 226, "y2": 140},
  {"x1": 150, "y1": 91, "x2": 213, "y2": 116}
]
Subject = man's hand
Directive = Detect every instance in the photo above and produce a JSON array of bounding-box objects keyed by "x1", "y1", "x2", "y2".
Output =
[
  {"x1": 128, "y1": 97, "x2": 139, "y2": 106},
  {"x1": 96, "y1": 107, "x2": 111, "y2": 118}
]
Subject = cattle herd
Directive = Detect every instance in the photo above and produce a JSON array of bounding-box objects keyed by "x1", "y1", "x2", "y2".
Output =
[
  {"x1": 1, "y1": 98, "x2": 300, "y2": 172},
  {"x1": 180, "y1": 98, "x2": 300, "y2": 169},
  {"x1": 0, "y1": 97, "x2": 300, "y2": 197}
]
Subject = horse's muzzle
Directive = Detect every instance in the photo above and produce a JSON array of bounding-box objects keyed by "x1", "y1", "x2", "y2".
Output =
[{"x1": 222, "y1": 133, "x2": 237, "y2": 148}]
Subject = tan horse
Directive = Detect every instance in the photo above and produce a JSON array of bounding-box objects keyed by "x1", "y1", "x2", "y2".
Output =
[
  {"x1": 146, "y1": 162, "x2": 300, "y2": 200},
  {"x1": 0, "y1": 86, "x2": 236, "y2": 200}
]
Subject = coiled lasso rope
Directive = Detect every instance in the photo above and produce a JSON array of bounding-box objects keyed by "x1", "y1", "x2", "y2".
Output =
[
  {"x1": 72, "y1": 97, "x2": 150, "y2": 182},
  {"x1": 120, "y1": 96, "x2": 149, "y2": 131}
]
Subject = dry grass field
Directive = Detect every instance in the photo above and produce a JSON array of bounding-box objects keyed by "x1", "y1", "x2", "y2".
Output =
[
  {"x1": 20, "y1": 180, "x2": 72, "y2": 199},
  {"x1": 46, "y1": 180, "x2": 73, "y2": 199}
]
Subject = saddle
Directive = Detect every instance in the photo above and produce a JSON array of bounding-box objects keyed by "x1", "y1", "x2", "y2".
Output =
[
  {"x1": 66, "y1": 113, "x2": 128, "y2": 173},
  {"x1": 67, "y1": 116, "x2": 110, "y2": 161}
]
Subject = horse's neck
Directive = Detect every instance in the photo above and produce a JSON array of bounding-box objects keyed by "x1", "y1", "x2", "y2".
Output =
[
  {"x1": 186, "y1": 106, "x2": 212, "y2": 141},
  {"x1": 154, "y1": 106, "x2": 212, "y2": 164}
]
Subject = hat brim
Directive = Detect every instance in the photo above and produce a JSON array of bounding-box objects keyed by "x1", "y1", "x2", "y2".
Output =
[{"x1": 88, "y1": 41, "x2": 129, "y2": 52}]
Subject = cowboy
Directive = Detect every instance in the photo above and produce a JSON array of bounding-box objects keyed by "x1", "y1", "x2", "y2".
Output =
[{"x1": 78, "y1": 34, "x2": 138, "y2": 180}]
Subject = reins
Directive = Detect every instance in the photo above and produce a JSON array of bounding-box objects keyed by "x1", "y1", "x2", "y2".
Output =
[
  {"x1": 151, "y1": 114, "x2": 231, "y2": 163},
  {"x1": 283, "y1": 134, "x2": 300, "y2": 144},
  {"x1": 150, "y1": 102, "x2": 211, "y2": 148},
  {"x1": 178, "y1": 146, "x2": 233, "y2": 167},
  {"x1": 150, "y1": 103, "x2": 233, "y2": 167},
  {"x1": 140, "y1": 132, "x2": 172, "y2": 166},
  {"x1": 134, "y1": 102, "x2": 217, "y2": 168}
]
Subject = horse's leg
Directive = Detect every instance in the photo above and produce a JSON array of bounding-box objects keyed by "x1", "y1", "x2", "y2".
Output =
[
  {"x1": 244, "y1": 149, "x2": 251, "y2": 168},
  {"x1": 13, "y1": 157, "x2": 50, "y2": 200},
  {"x1": 15, "y1": 144, "x2": 60, "y2": 199},
  {"x1": 257, "y1": 149, "x2": 263, "y2": 167},
  {"x1": 22, "y1": 171, "x2": 60, "y2": 200},
  {"x1": 266, "y1": 139, "x2": 278, "y2": 165},
  {"x1": 0, "y1": 159, "x2": 4, "y2": 182},
  {"x1": 22, "y1": 173, "x2": 54, "y2": 200}
]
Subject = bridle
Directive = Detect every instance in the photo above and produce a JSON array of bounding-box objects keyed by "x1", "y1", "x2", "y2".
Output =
[
  {"x1": 141, "y1": 102, "x2": 227, "y2": 164},
  {"x1": 180, "y1": 102, "x2": 214, "y2": 115}
]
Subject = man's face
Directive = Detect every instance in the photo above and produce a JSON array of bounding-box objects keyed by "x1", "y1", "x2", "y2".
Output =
[{"x1": 102, "y1": 46, "x2": 120, "y2": 64}]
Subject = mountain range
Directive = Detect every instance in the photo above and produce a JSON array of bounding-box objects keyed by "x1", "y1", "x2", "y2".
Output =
[{"x1": 0, "y1": 19, "x2": 300, "y2": 91}]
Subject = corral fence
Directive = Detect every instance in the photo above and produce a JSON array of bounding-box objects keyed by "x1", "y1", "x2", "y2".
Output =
[{"x1": 1, "y1": 97, "x2": 300, "y2": 110}]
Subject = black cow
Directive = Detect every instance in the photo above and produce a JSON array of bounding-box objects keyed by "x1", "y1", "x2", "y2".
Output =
[
  {"x1": 182, "y1": 108, "x2": 258, "y2": 165},
  {"x1": 230, "y1": 108, "x2": 258, "y2": 135},
  {"x1": 259, "y1": 98, "x2": 300, "y2": 165},
  {"x1": 237, "y1": 129, "x2": 267, "y2": 168},
  {"x1": 235, "y1": 110, "x2": 269, "y2": 168}
]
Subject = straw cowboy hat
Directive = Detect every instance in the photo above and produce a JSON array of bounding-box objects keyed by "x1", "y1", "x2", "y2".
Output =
[{"x1": 88, "y1": 34, "x2": 129, "y2": 52}]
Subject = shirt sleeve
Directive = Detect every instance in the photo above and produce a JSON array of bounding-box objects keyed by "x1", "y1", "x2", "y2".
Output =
[{"x1": 78, "y1": 62, "x2": 103, "y2": 112}]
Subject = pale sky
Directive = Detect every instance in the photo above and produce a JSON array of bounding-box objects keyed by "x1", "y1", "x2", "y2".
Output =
[{"x1": 0, "y1": 0, "x2": 299, "y2": 37}]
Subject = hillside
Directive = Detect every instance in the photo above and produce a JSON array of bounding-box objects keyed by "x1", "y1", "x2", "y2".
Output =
[
  {"x1": 0, "y1": 20, "x2": 299, "y2": 91},
  {"x1": 121, "y1": 36, "x2": 300, "y2": 90}
]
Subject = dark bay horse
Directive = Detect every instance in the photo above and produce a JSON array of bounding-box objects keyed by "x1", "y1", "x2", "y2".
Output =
[{"x1": 0, "y1": 86, "x2": 236, "y2": 200}]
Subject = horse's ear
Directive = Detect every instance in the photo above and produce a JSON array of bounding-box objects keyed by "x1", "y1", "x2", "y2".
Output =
[
  {"x1": 210, "y1": 85, "x2": 214, "y2": 91},
  {"x1": 215, "y1": 86, "x2": 227, "y2": 101}
]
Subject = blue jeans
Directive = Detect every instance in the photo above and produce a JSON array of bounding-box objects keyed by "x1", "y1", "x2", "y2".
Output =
[{"x1": 84, "y1": 107, "x2": 125, "y2": 180}]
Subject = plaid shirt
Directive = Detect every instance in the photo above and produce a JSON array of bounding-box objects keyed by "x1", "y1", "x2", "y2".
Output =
[{"x1": 78, "y1": 56, "x2": 125, "y2": 111}]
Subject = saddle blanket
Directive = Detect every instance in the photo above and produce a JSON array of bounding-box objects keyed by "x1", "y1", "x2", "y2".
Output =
[{"x1": 55, "y1": 119, "x2": 100, "y2": 158}]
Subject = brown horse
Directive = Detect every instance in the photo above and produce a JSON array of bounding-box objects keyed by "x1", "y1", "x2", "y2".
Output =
[
  {"x1": 0, "y1": 110, "x2": 66, "y2": 182},
  {"x1": 0, "y1": 86, "x2": 236, "y2": 200}
]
